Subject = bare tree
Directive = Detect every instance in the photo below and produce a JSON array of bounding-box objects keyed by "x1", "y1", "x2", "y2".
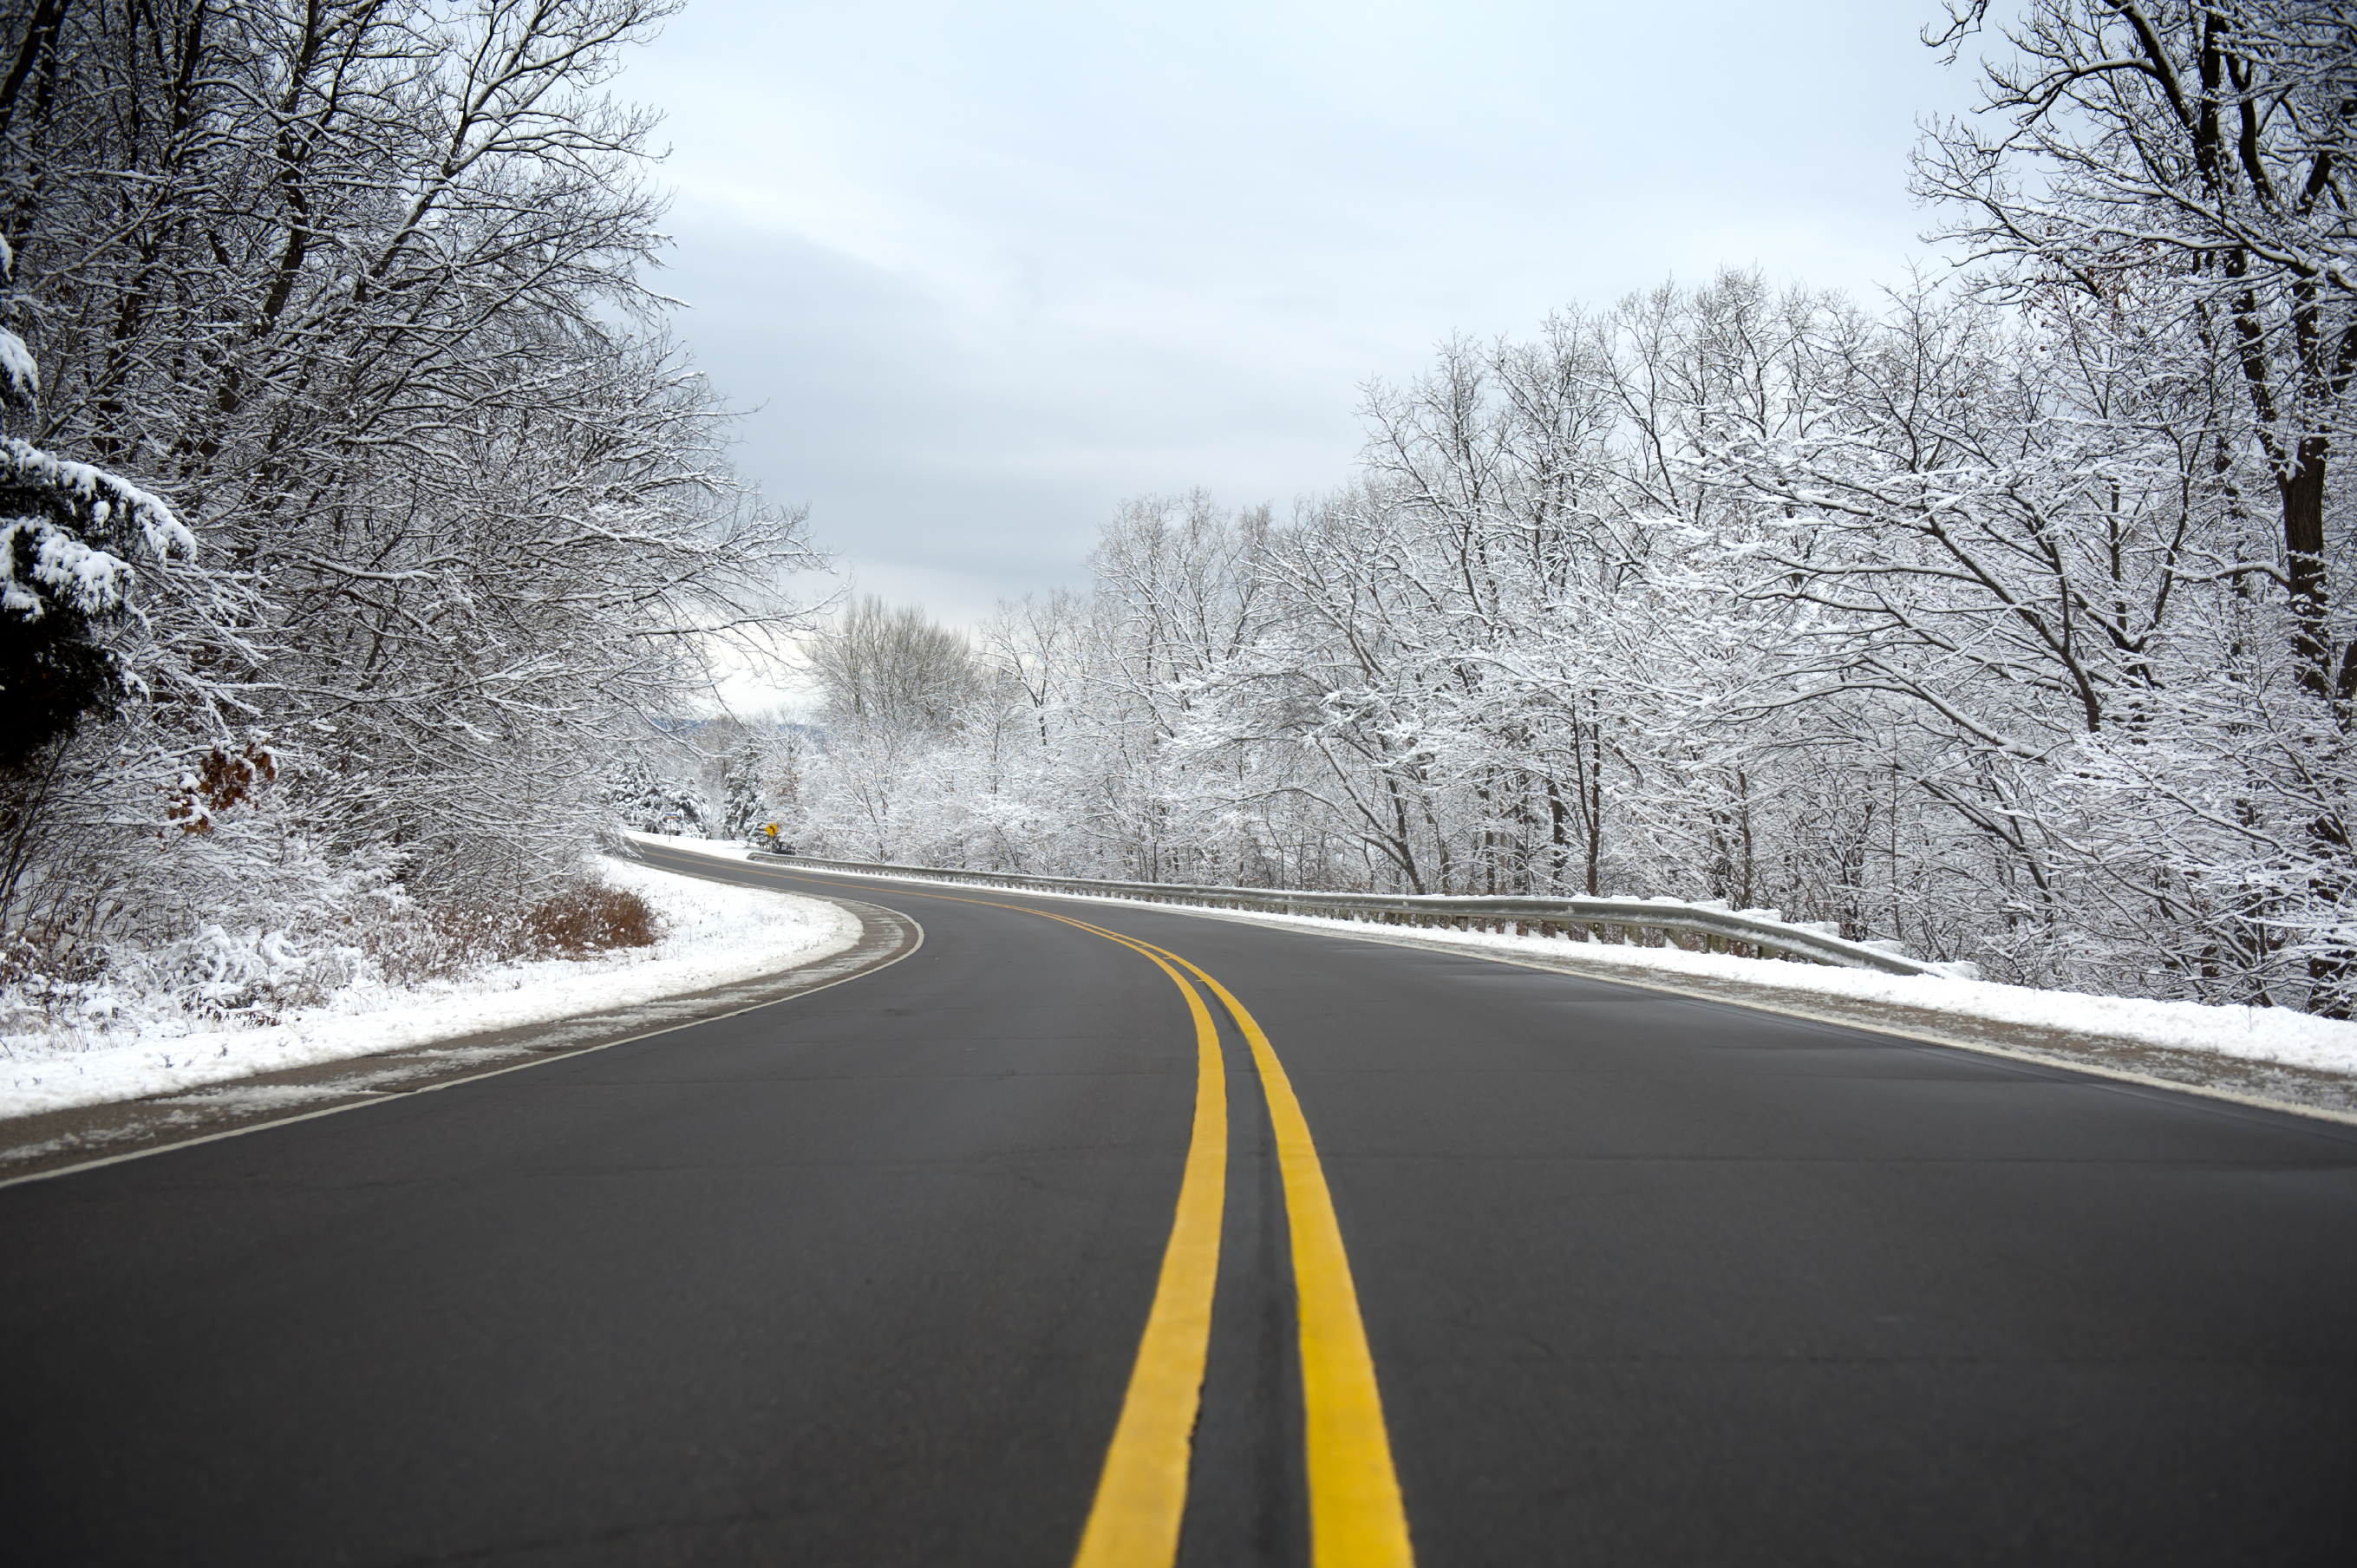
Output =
[{"x1": 804, "y1": 597, "x2": 981, "y2": 737}]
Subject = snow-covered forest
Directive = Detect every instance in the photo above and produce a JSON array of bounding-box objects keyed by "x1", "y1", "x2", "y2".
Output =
[
  {"x1": 8, "y1": 0, "x2": 2357, "y2": 1030},
  {"x1": 762, "y1": 2, "x2": 2357, "y2": 1013},
  {"x1": 0, "y1": 0, "x2": 819, "y2": 1035}
]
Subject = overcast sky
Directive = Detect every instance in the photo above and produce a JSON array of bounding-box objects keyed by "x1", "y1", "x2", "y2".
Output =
[{"x1": 616, "y1": 1, "x2": 2001, "y2": 667}]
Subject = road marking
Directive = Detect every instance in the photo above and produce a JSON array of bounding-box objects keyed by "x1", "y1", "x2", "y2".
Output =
[
  {"x1": 745, "y1": 864, "x2": 1414, "y2": 1567},
  {"x1": 1069, "y1": 944, "x2": 1228, "y2": 1568},
  {"x1": 1071, "y1": 923, "x2": 1416, "y2": 1568}
]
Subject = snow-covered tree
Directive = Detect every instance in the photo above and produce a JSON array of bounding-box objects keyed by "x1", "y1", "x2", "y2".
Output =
[
  {"x1": 1919, "y1": 0, "x2": 2357, "y2": 703},
  {"x1": 604, "y1": 755, "x2": 709, "y2": 837},
  {"x1": 0, "y1": 0, "x2": 824, "y2": 1008},
  {"x1": 806, "y1": 597, "x2": 983, "y2": 736}
]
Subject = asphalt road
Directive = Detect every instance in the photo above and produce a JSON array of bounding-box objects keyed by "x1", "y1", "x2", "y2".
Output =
[{"x1": 3, "y1": 849, "x2": 2353, "y2": 1566}]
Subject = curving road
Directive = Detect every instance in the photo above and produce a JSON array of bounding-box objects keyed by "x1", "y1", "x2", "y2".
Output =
[{"x1": 3, "y1": 847, "x2": 2353, "y2": 1565}]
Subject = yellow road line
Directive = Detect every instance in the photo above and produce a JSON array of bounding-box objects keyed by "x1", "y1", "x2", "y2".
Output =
[
  {"x1": 759, "y1": 870, "x2": 1414, "y2": 1567},
  {"x1": 1069, "y1": 944, "x2": 1227, "y2": 1568},
  {"x1": 1062, "y1": 921, "x2": 1416, "y2": 1568}
]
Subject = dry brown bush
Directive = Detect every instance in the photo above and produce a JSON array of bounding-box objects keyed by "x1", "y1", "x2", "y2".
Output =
[
  {"x1": 362, "y1": 878, "x2": 663, "y2": 983},
  {"x1": 515, "y1": 879, "x2": 663, "y2": 958}
]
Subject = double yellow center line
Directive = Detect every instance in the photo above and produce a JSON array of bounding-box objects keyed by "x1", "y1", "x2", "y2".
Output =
[
  {"x1": 1036, "y1": 911, "x2": 1415, "y2": 1568},
  {"x1": 770, "y1": 868, "x2": 1414, "y2": 1565}
]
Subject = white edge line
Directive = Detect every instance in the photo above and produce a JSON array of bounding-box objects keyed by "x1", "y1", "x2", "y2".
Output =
[
  {"x1": 768, "y1": 863, "x2": 2357, "y2": 1133},
  {"x1": 0, "y1": 901, "x2": 924, "y2": 1192}
]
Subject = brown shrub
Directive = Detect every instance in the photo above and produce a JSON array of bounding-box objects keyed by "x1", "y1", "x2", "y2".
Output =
[
  {"x1": 361, "y1": 878, "x2": 661, "y2": 982},
  {"x1": 514, "y1": 879, "x2": 662, "y2": 958}
]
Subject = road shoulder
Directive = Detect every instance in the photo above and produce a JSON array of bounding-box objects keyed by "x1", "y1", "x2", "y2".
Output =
[
  {"x1": 1298, "y1": 924, "x2": 2357, "y2": 1123},
  {"x1": 755, "y1": 859, "x2": 2357, "y2": 1126},
  {"x1": 0, "y1": 896, "x2": 919, "y2": 1186}
]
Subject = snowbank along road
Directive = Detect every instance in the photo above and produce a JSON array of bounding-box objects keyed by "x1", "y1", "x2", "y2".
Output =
[{"x1": 3, "y1": 844, "x2": 2353, "y2": 1565}]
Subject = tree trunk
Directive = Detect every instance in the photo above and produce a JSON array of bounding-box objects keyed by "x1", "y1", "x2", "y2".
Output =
[{"x1": 2279, "y1": 440, "x2": 2334, "y2": 700}]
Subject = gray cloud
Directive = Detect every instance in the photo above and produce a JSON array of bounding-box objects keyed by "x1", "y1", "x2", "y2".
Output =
[{"x1": 620, "y1": 0, "x2": 2001, "y2": 639}]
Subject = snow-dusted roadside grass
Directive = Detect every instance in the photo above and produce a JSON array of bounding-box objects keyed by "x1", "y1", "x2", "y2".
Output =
[
  {"x1": 680, "y1": 843, "x2": 2357, "y2": 1082},
  {"x1": 0, "y1": 857, "x2": 859, "y2": 1120}
]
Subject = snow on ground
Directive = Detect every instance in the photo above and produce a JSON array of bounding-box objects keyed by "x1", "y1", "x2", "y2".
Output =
[
  {"x1": 1322, "y1": 915, "x2": 2357, "y2": 1078},
  {"x1": 679, "y1": 844, "x2": 2357, "y2": 1081},
  {"x1": 0, "y1": 855, "x2": 859, "y2": 1120}
]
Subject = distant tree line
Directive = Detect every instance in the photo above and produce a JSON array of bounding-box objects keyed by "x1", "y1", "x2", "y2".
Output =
[{"x1": 769, "y1": 1, "x2": 2357, "y2": 1012}]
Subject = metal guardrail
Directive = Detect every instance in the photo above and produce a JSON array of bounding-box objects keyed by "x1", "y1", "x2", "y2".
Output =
[{"x1": 751, "y1": 849, "x2": 1944, "y2": 977}]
